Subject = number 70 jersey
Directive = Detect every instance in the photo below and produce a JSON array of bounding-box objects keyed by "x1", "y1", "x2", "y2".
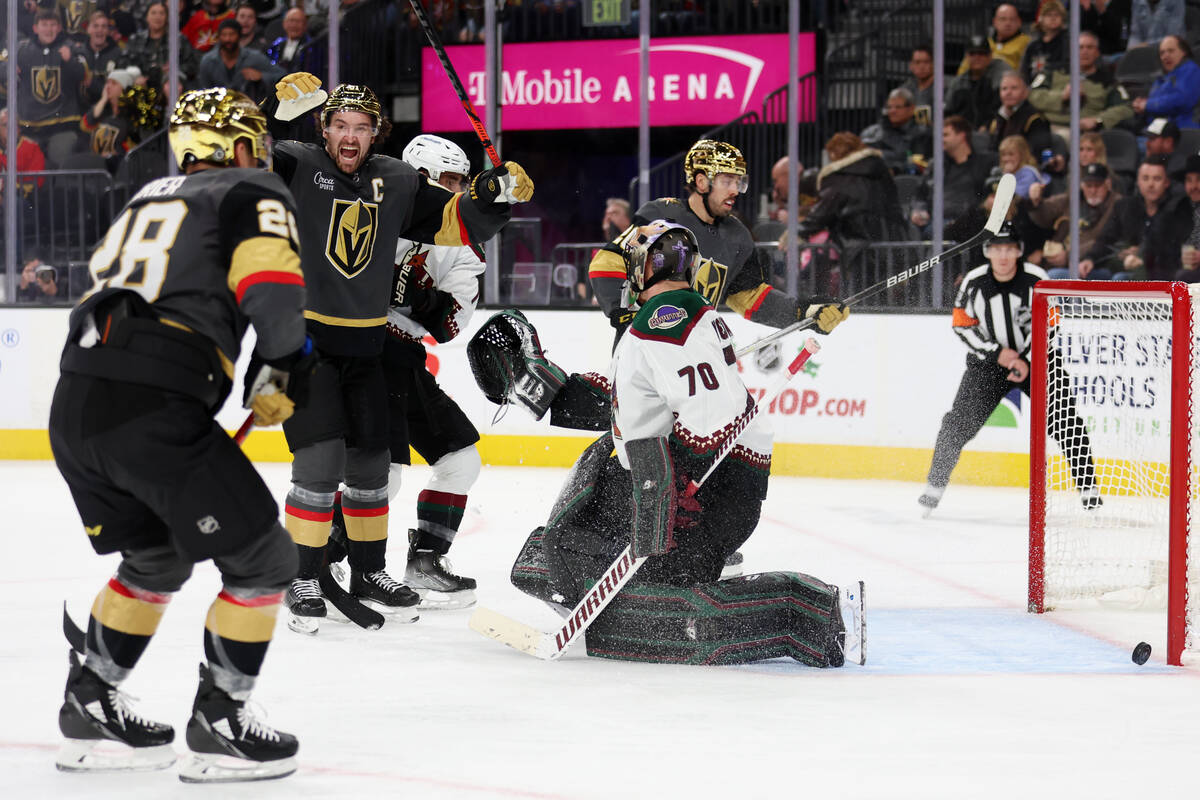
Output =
[
  {"x1": 82, "y1": 168, "x2": 305, "y2": 368},
  {"x1": 610, "y1": 288, "x2": 774, "y2": 472}
]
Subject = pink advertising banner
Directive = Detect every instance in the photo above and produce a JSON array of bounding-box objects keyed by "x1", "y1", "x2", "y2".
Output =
[{"x1": 421, "y1": 33, "x2": 815, "y2": 132}]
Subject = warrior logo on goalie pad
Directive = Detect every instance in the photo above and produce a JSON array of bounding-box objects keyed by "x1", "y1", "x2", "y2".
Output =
[{"x1": 326, "y1": 198, "x2": 380, "y2": 278}]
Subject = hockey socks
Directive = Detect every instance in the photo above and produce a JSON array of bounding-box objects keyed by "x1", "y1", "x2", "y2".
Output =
[
  {"x1": 414, "y1": 489, "x2": 467, "y2": 553},
  {"x1": 85, "y1": 577, "x2": 172, "y2": 684},
  {"x1": 202, "y1": 587, "x2": 283, "y2": 695}
]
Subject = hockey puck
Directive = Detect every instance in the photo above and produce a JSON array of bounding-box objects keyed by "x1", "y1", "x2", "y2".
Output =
[{"x1": 1132, "y1": 641, "x2": 1152, "y2": 665}]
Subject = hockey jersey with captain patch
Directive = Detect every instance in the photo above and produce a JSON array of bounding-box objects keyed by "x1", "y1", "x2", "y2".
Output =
[
  {"x1": 272, "y1": 140, "x2": 510, "y2": 356},
  {"x1": 611, "y1": 288, "x2": 773, "y2": 473}
]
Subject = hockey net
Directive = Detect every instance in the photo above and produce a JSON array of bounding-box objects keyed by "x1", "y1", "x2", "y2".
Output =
[{"x1": 1029, "y1": 281, "x2": 1199, "y2": 666}]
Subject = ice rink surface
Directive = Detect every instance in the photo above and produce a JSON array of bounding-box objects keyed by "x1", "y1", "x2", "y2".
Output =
[{"x1": 2, "y1": 459, "x2": 1197, "y2": 799}]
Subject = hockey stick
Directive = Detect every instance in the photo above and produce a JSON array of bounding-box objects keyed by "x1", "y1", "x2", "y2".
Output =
[
  {"x1": 469, "y1": 337, "x2": 823, "y2": 660},
  {"x1": 734, "y1": 173, "x2": 1017, "y2": 358},
  {"x1": 408, "y1": 0, "x2": 502, "y2": 168}
]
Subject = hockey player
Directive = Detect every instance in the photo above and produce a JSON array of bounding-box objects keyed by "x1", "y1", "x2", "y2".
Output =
[
  {"x1": 588, "y1": 139, "x2": 848, "y2": 345},
  {"x1": 472, "y1": 223, "x2": 862, "y2": 666},
  {"x1": 49, "y1": 88, "x2": 310, "y2": 781},
  {"x1": 263, "y1": 73, "x2": 533, "y2": 626},
  {"x1": 919, "y1": 228, "x2": 1100, "y2": 513},
  {"x1": 330, "y1": 134, "x2": 486, "y2": 609}
]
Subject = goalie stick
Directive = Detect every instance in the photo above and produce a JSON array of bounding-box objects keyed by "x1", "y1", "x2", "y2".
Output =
[
  {"x1": 468, "y1": 337, "x2": 823, "y2": 660},
  {"x1": 734, "y1": 173, "x2": 1017, "y2": 358},
  {"x1": 408, "y1": 0, "x2": 502, "y2": 168}
]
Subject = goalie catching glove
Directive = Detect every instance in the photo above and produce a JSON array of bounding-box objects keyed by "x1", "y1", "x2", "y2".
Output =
[
  {"x1": 242, "y1": 335, "x2": 317, "y2": 426},
  {"x1": 467, "y1": 309, "x2": 566, "y2": 420},
  {"x1": 273, "y1": 72, "x2": 328, "y2": 121},
  {"x1": 469, "y1": 162, "x2": 534, "y2": 204},
  {"x1": 800, "y1": 297, "x2": 850, "y2": 334}
]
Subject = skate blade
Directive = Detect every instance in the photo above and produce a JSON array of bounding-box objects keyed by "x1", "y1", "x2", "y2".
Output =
[
  {"x1": 841, "y1": 581, "x2": 866, "y2": 667},
  {"x1": 287, "y1": 613, "x2": 320, "y2": 636},
  {"x1": 719, "y1": 562, "x2": 744, "y2": 580},
  {"x1": 921, "y1": 506, "x2": 935, "y2": 519},
  {"x1": 414, "y1": 587, "x2": 477, "y2": 610},
  {"x1": 178, "y1": 753, "x2": 297, "y2": 783},
  {"x1": 56, "y1": 739, "x2": 176, "y2": 773},
  {"x1": 357, "y1": 599, "x2": 420, "y2": 623}
]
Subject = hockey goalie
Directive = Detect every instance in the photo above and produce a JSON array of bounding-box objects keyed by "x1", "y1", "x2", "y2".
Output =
[{"x1": 467, "y1": 222, "x2": 864, "y2": 666}]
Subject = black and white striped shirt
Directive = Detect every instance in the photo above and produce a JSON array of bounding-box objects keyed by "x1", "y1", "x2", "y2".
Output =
[{"x1": 951, "y1": 261, "x2": 1047, "y2": 362}]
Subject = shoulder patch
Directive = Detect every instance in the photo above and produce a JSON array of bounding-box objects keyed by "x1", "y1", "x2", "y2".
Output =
[{"x1": 630, "y1": 290, "x2": 712, "y2": 344}]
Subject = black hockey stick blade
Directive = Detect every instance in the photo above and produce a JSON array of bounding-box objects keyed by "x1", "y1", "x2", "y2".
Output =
[
  {"x1": 318, "y1": 567, "x2": 385, "y2": 630},
  {"x1": 63, "y1": 603, "x2": 86, "y2": 654}
]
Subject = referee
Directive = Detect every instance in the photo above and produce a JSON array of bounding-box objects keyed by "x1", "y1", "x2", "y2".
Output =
[{"x1": 919, "y1": 228, "x2": 1100, "y2": 513}]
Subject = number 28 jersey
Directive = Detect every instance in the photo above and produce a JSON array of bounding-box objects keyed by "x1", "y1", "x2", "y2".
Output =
[
  {"x1": 80, "y1": 168, "x2": 306, "y2": 371},
  {"x1": 610, "y1": 288, "x2": 773, "y2": 473}
]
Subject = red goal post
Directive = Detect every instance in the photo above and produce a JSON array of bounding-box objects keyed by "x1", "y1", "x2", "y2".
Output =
[{"x1": 1028, "y1": 280, "x2": 1197, "y2": 667}]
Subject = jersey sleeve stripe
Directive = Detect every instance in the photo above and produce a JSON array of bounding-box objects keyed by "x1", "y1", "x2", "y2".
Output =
[
  {"x1": 952, "y1": 307, "x2": 979, "y2": 327},
  {"x1": 433, "y1": 194, "x2": 470, "y2": 247},
  {"x1": 725, "y1": 284, "x2": 771, "y2": 318},
  {"x1": 589, "y1": 248, "x2": 628, "y2": 279},
  {"x1": 228, "y1": 237, "x2": 304, "y2": 302}
]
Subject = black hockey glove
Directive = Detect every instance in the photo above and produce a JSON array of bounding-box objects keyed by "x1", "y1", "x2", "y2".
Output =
[
  {"x1": 799, "y1": 296, "x2": 850, "y2": 335},
  {"x1": 242, "y1": 335, "x2": 317, "y2": 426},
  {"x1": 608, "y1": 307, "x2": 635, "y2": 331},
  {"x1": 391, "y1": 259, "x2": 433, "y2": 311},
  {"x1": 469, "y1": 161, "x2": 534, "y2": 205}
]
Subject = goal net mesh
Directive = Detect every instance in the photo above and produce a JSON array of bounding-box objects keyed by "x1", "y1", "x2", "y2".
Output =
[{"x1": 1040, "y1": 291, "x2": 1197, "y2": 657}]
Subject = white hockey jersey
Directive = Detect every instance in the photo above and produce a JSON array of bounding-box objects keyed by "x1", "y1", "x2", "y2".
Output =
[
  {"x1": 611, "y1": 288, "x2": 774, "y2": 472},
  {"x1": 386, "y1": 238, "x2": 485, "y2": 344}
]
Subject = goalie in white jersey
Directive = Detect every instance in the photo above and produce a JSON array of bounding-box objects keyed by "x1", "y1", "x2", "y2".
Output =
[
  {"x1": 327, "y1": 135, "x2": 484, "y2": 609},
  {"x1": 473, "y1": 222, "x2": 861, "y2": 666}
]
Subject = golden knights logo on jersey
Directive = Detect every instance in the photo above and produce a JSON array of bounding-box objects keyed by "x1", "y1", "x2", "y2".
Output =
[
  {"x1": 32, "y1": 66, "x2": 62, "y2": 104},
  {"x1": 326, "y1": 198, "x2": 379, "y2": 278},
  {"x1": 691, "y1": 257, "x2": 728, "y2": 304},
  {"x1": 91, "y1": 124, "x2": 120, "y2": 156}
]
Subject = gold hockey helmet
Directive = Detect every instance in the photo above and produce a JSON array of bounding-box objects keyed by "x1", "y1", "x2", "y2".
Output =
[
  {"x1": 684, "y1": 139, "x2": 748, "y2": 192},
  {"x1": 169, "y1": 87, "x2": 269, "y2": 168},
  {"x1": 321, "y1": 84, "x2": 382, "y2": 130}
]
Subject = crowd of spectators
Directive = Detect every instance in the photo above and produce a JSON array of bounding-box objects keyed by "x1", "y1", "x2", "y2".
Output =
[{"x1": 761, "y1": 0, "x2": 1200, "y2": 292}]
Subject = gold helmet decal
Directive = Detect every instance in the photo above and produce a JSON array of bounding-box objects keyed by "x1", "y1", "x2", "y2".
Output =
[
  {"x1": 168, "y1": 87, "x2": 269, "y2": 168},
  {"x1": 321, "y1": 84, "x2": 382, "y2": 130},
  {"x1": 684, "y1": 139, "x2": 747, "y2": 189}
]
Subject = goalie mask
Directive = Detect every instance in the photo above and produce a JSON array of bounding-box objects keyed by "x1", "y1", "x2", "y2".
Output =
[
  {"x1": 684, "y1": 139, "x2": 748, "y2": 193},
  {"x1": 320, "y1": 83, "x2": 382, "y2": 132},
  {"x1": 169, "y1": 87, "x2": 270, "y2": 169},
  {"x1": 624, "y1": 221, "x2": 701, "y2": 294},
  {"x1": 403, "y1": 134, "x2": 471, "y2": 182}
]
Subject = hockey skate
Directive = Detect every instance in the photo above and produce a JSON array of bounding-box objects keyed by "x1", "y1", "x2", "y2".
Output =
[
  {"x1": 179, "y1": 663, "x2": 297, "y2": 783},
  {"x1": 349, "y1": 566, "x2": 420, "y2": 622},
  {"x1": 918, "y1": 484, "x2": 945, "y2": 518},
  {"x1": 56, "y1": 651, "x2": 177, "y2": 773},
  {"x1": 829, "y1": 581, "x2": 866, "y2": 667},
  {"x1": 404, "y1": 530, "x2": 477, "y2": 609},
  {"x1": 285, "y1": 577, "x2": 326, "y2": 636}
]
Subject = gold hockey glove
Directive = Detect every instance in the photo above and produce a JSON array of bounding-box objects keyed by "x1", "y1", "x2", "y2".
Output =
[
  {"x1": 801, "y1": 299, "x2": 850, "y2": 335},
  {"x1": 471, "y1": 162, "x2": 534, "y2": 204},
  {"x1": 274, "y1": 72, "x2": 327, "y2": 121}
]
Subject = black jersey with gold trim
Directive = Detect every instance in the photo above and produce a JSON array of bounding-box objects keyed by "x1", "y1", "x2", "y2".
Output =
[
  {"x1": 79, "y1": 168, "x2": 307, "y2": 372},
  {"x1": 272, "y1": 140, "x2": 510, "y2": 356},
  {"x1": 588, "y1": 197, "x2": 800, "y2": 330}
]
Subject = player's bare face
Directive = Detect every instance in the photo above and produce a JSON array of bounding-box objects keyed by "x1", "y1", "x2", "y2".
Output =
[
  {"x1": 437, "y1": 172, "x2": 468, "y2": 192},
  {"x1": 706, "y1": 173, "x2": 744, "y2": 217},
  {"x1": 988, "y1": 243, "x2": 1020, "y2": 280},
  {"x1": 324, "y1": 111, "x2": 375, "y2": 174}
]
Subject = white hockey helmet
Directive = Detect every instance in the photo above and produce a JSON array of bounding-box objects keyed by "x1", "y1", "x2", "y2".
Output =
[{"x1": 402, "y1": 134, "x2": 471, "y2": 181}]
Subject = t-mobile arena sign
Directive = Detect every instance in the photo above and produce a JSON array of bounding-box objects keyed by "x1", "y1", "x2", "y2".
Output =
[{"x1": 421, "y1": 33, "x2": 816, "y2": 131}]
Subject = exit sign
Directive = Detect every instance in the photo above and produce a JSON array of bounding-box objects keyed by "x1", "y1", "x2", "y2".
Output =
[{"x1": 582, "y1": 0, "x2": 630, "y2": 27}]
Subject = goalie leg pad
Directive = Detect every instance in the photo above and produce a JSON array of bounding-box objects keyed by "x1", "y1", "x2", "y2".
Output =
[{"x1": 583, "y1": 571, "x2": 843, "y2": 667}]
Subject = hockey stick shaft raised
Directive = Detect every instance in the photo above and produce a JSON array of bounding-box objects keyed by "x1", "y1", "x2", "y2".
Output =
[
  {"x1": 734, "y1": 173, "x2": 1016, "y2": 358},
  {"x1": 469, "y1": 338, "x2": 823, "y2": 660},
  {"x1": 408, "y1": 0, "x2": 502, "y2": 167}
]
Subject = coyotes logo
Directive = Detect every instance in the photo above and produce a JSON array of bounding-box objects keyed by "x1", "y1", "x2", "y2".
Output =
[
  {"x1": 325, "y1": 198, "x2": 380, "y2": 277},
  {"x1": 32, "y1": 66, "x2": 62, "y2": 104},
  {"x1": 691, "y1": 257, "x2": 728, "y2": 304}
]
